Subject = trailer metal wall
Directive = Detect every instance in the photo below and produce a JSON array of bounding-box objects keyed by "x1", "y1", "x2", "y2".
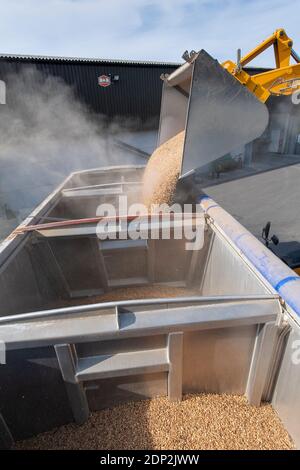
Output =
[
  {"x1": 200, "y1": 196, "x2": 300, "y2": 449},
  {"x1": 272, "y1": 324, "x2": 300, "y2": 448},
  {"x1": 201, "y1": 230, "x2": 267, "y2": 296}
]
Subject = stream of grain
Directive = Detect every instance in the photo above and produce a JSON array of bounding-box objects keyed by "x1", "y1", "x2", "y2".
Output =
[{"x1": 142, "y1": 131, "x2": 184, "y2": 209}]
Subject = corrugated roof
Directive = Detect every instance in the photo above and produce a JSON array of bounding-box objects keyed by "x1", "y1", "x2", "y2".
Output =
[
  {"x1": 0, "y1": 52, "x2": 271, "y2": 72},
  {"x1": 0, "y1": 52, "x2": 180, "y2": 67}
]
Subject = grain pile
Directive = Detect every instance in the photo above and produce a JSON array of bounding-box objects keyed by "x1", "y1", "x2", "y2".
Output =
[
  {"x1": 91, "y1": 285, "x2": 198, "y2": 302},
  {"x1": 48, "y1": 285, "x2": 199, "y2": 310},
  {"x1": 15, "y1": 394, "x2": 294, "y2": 450},
  {"x1": 142, "y1": 131, "x2": 185, "y2": 209}
]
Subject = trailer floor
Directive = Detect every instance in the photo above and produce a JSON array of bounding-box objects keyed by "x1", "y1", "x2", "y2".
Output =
[{"x1": 15, "y1": 394, "x2": 294, "y2": 450}]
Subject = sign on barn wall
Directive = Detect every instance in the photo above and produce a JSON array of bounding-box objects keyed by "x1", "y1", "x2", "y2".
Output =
[{"x1": 98, "y1": 75, "x2": 111, "y2": 88}]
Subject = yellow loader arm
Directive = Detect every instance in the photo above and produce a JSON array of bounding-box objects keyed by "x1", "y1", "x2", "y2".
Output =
[{"x1": 223, "y1": 29, "x2": 300, "y2": 102}]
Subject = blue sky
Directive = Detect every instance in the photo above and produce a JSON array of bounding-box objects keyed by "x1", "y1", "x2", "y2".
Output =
[{"x1": 0, "y1": 0, "x2": 299, "y2": 66}]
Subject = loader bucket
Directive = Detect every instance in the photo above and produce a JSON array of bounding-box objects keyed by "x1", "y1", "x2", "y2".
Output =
[{"x1": 158, "y1": 50, "x2": 269, "y2": 178}]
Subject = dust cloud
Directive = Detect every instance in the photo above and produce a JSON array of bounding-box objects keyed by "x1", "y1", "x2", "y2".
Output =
[{"x1": 0, "y1": 68, "x2": 145, "y2": 238}]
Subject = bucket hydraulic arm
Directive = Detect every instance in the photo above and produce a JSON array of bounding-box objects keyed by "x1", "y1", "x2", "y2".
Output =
[{"x1": 223, "y1": 29, "x2": 300, "y2": 102}]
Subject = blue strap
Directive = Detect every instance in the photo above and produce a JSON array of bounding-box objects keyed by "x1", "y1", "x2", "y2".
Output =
[
  {"x1": 275, "y1": 276, "x2": 300, "y2": 292},
  {"x1": 197, "y1": 195, "x2": 211, "y2": 202},
  {"x1": 206, "y1": 204, "x2": 219, "y2": 212}
]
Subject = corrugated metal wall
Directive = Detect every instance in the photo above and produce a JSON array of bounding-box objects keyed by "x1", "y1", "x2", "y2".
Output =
[{"x1": 0, "y1": 57, "x2": 178, "y2": 126}]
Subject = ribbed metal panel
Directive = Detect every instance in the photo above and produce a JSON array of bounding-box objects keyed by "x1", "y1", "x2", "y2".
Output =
[{"x1": 0, "y1": 57, "x2": 177, "y2": 126}]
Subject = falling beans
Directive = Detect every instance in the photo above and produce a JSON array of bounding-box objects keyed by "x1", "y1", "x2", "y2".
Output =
[{"x1": 142, "y1": 131, "x2": 185, "y2": 210}]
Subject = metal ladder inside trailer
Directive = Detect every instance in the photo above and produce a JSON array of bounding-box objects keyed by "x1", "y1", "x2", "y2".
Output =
[{"x1": 55, "y1": 331, "x2": 183, "y2": 424}]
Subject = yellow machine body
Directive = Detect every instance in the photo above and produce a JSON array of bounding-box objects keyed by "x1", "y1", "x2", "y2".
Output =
[{"x1": 222, "y1": 29, "x2": 300, "y2": 103}]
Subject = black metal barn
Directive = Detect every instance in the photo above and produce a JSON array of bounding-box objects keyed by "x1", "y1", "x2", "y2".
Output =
[{"x1": 0, "y1": 54, "x2": 179, "y2": 127}]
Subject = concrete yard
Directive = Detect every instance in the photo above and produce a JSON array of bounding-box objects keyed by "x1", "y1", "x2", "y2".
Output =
[{"x1": 204, "y1": 160, "x2": 300, "y2": 255}]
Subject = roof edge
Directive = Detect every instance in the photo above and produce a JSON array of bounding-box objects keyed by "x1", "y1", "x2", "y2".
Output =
[{"x1": 0, "y1": 52, "x2": 180, "y2": 67}]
